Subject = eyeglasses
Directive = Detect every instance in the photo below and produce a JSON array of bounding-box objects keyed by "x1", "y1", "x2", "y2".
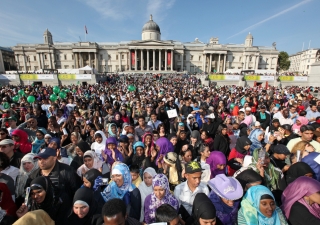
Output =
[{"x1": 0, "y1": 133, "x2": 6, "y2": 135}]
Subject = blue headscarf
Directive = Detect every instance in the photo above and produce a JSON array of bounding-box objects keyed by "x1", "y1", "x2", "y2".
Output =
[
  {"x1": 31, "y1": 129, "x2": 47, "y2": 154},
  {"x1": 248, "y1": 129, "x2": 264, "y2": 155},
  {"x1": 101, "y1": 163, "x2": 135, "y2": 202},
  {"x1": 133, "y1": 141, "x2": 145, "y2": 154},
  {"x1": 240, "y1": 185, "x2": 281, "y2": 225},
  {"x1": 108, "y1": 123, "x2": 117, "y2": 137},
  {"x1": 302, "y1": 152, "x2": 320, "y2": 182}
]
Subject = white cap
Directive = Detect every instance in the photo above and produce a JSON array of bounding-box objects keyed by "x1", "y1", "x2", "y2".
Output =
[
  {"x1": 205, "y1": 113, "x2": 215, "y2": 119},
  {"x1": 245, "y1": 107, "x2": 251, "y2": 111},
  {"x1": 255, "y1": 121, "x2": 261, "y2": 127}
]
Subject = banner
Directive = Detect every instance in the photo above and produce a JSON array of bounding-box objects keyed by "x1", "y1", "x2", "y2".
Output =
[
  {"x1": 131, "y1": 52, "x2": 135, "y2": 67},
  {"x1": 244, "y1": 75, "x2": 274, "y2": 81},
  {"x1": 279, "y1": 76, "x2": 308, "y2": 81},
  {"x1": 209, "y1": 74, "x2": 240, "y2": 81},
  {"x1": 58, "y1": 74, "x2": 91, "y2": 80},
  {"x1": 20, "y1": 74, "x2": 54, "y2": 80},
  {"x1": 0, "y1": 74, "x2": 16, "y2": 80},
  {"x1": 167, "y1": 51, "x2": 171, "y2": 66}
]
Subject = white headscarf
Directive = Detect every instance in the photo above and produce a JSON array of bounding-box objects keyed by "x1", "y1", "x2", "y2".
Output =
[
  {"x1": 76, "y1": 150, "x2": 103, "y2": 177},
  {"x1": 90, "y1": 130, "x2": 107, "y2": 157},
  {"x1": 138, "y1": 167, "x2": 157, "y2": 222}
]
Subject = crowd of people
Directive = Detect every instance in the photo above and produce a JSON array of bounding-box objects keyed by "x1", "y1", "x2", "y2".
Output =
[{"x1": 0, "y1": 74, "x2": 319, "y2": 225}]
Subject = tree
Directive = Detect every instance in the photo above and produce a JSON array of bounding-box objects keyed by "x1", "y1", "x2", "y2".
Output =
[{"x1": 278, "y1": 51, "x2": 291, "y2": 71}]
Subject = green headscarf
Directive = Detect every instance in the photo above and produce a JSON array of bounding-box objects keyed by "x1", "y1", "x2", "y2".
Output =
[{"x1": 248, "y1": 149, "x2": 282, "y2": 191}]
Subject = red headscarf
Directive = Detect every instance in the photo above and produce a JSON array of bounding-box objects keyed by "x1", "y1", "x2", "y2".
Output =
[
  {"x1": 0, "y1": 183, "x2": 17, "y2": 217},
  {"x1": 12, "y1": 129, "x2": 32, "y2": 154}
]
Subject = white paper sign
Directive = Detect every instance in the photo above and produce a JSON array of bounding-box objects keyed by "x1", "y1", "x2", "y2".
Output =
[{"x1": 167, "y1": 109, "x2": 178, "y2": 118}]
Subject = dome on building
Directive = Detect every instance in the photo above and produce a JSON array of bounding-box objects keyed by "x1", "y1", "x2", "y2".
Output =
[
  {"x1": 142, "y1": 15, "x2": 160, "y2": 33},
  {"x1": 246, "y1": 32, "x2": 253, "y2": 39},
  {"x1": 43, "y1": 28, "x2": 52, "y2": 36}
]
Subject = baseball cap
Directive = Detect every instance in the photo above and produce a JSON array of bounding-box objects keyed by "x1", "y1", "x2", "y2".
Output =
[
  {"x1": 34, "y1": 147, "x2": 57, "y2": 159},
  {"x1": 273, "y1": 144, "x2": 290, "y2": 155},
  {"x1": 119, "y1": 135, "x2": 129, "y2": 143},
  {"x1": 185, "y1": 161, "x2": 203, "y2": 174},
  {"x1": 0, "y1": 139, "x2": 14, "y2": 146},
  {"x1": 7, "y1": 116, "x2": 17, "y2": 121}
]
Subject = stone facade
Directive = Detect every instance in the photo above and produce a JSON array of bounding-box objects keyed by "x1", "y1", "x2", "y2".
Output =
[
  {"x1": 288, "y1": 48, "x2": 320, "y2": 74},
  {"x1": 0, "y1": 47, "x2": 16, "y2": 73},
  {"x1": 12, "y1": 16, "x2": 278, "y2": 74}
]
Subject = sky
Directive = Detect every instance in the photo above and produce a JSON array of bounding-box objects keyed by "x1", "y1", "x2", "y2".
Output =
[{"x1": 1, "y1": 0, "x2": 319, "y2": 55}]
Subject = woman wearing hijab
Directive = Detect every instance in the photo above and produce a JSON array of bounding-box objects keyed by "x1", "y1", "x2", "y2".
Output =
[
  {"x1": 62, "y1": 131, "x2": 83, "y2": 159},
  {"x1": 238, "y1": 185, "x2": 288, "y2": 225},
  {"x1": 77, "y1": 150, "x2": 104, "y2": 177},
  {"x1": 208, "y1": 174, "x2": 243, "y2": 225},
  {"x1": 248, "y1": 128, "x2": 264, "y2": 155},
  {"x1": 12, "y1": 129, "x2": 32, "y2": 154},
  {"x1": 15, "y1": 153, "x2": 39, "y2": 207},
  {"x1": 31, "y1": 129, "x2": 46, "y2": 154},
  {"x1": 281, "y1": 176, "x2": 320, "y2": 224},
  {"x1": 155, "y1": 137, "x2": 174, "y2": 166},
  {"x1": 239, "y1": 126, "x2": 250, "y2": 137},
  {"x1": 107, "y1": 123, "x2": 118, "y2": 138},
  {"x1": 213, "y1": 124, "x2": 230, "y2": 156},
  {"x1": 301, "y1": 152, "x2": 320, "y2": 182},
  {"x1": 101, "y1": 163, "x2": 141, "y2": 220},
  {"x1": 200, "y1": 130, "x2": 214, "y2": 151},
  {"x1": 16, "y1": 176, "x2": 70, "y2": 225},
  {"x1": 90, "y1": 130, "x2": 107, "y2": 159},
  {"x1": 0, "y1": 183, "x2": 17, "y2": 223},
  {"x1": 70, "y1": 141, "x2": 91, "y2": 171},
  {"x1": 144, "y1": 174, "x2": 179, "y2": 224},
  {"x1": 189, "y1": 193, "x2": 222, "y2": 225},
  {"x1": 13, "y1": 210, "x2": 54, "y2": 225},
  {"x1": 206, "y1": 151, "x2": 226, "y2": 179},
  {"x1": 67, "y1": 187, "x2": 101, "y2": 225},
  {"x1": 279, "y1": 162, "x2": 314, "y2": 190},
  {"x1": 190, "y1": 130, "x2": 202, "y2": 159},
  {"x1": 248, "y1": 149, "x2": 282, "y2": 192},
  {"x1": 138, "y1": 167, "x2": 157, "y2": 222},
  {"x1": 103, "y1": 137, "x2": 124, "y2": 166},
  {"x1": 228, "y1": 136, "x2": 252, "y2": 176},
  {"x1": 234, "y1": 169, "x2": 263, "y2": 192},
  {"x1": 292, "y1": 116, "x2": 309, "y2": 132}
]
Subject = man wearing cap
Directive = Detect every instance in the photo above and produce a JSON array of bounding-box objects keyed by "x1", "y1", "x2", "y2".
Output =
[
  {"x1": 26, "y1": 147, "x2": 81, "y2": 202},
  {"x1": 0, "y1": 139, "x2": 23, "y2": 168},
  {"x1": 174, "y1": 161, "x2": 209, "y2": 220},
  {"x1": 270, "y1": 144, "x2": 291, "y2": 172},
  {"x1": 6, "y1": 116, "x2": 18, "y2": 136}
]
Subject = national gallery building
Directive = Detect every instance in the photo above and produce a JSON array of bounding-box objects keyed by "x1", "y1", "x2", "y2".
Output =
[{"x1": 12, "y1": 15, "x2": 279, "y2": 74}]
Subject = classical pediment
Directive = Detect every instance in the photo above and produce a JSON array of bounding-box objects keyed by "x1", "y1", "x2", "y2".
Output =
[{"x1": 128, "y1": 40, "x2": 174, "y2": 46}]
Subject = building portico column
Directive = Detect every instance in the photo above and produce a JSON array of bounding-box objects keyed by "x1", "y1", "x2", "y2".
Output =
[
  {"x1": 223, "y1": 54, "x2": 226, "y2": 73},
  {"x1": 153, "y1": 50, "x2": 155, "y2": 71},
  {"x1": 118, "y1": 52, "x2": 121, "y2": 71},
  {"x1": 37, "y1": 53, "x2": 42, "y2": 69},
  {"x1": 170, "y1": 50, "x2": 173, "y2": 71},
  {"x1": 202, "y1": 54, "x2": 205, "y2": 72},
  {"x1": 23, "y1": 54, "x2": 27, "y2": 71},
  {"x1": 181, "y1": 52, "x2": 184, "y2": 72},
  {"x1": 217, "y1": 54, "x2": 221, "y2": 72},
  {"x1": 255, "y1": 56, "x2": 259, "y2": 70},
  {"x1": 128, "y1": 50, "x2": 131, "y2": 70},
  {"x1": 165, "y1": 50, "x2": 167, "y2": 71},
  {"x1": 134, "y1": 50, "x2": 137, "y2": 71},
  {"x1": 147, "y1": 50, "x2": 149, "y2": 71},
  {"x1": 141, "y1": 50, "x2": 144, "y2": 71},
  {"x1": 42, "y1": 53, "x2": 45, "y2": 69},
  {"x1": 95, "y1": 53, "x2": 98, "y2": 72},
  {"x1": 159, "y1": 50, "x2": 161, "y2": 71},
  {"x1": 209, "y1": 54, "x2": 212, "y2": 73}
]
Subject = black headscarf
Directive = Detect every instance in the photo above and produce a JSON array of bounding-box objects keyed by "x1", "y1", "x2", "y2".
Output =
[
  {"x1": 67, "y1": 187, "x2": 98, "y2": 225},
  {"x1": 235, "y1": 136, "x2": 252, "y2": 155},
  {"x1": 76, "y1": 141, "x2": 91, "y2": 153},
  {"x1": 239, "y1": 127, "x2": 249, "y2": 137},
  {"x1": 83, "y1": 169, "x2": 102, "y2": 189},
  {"x1": 192, "y1": 193, "x2": 217, "y2": 225},
  {"x1": 235, "y1": 169, "x2": 262, "y2": 190},
  {"x1": 279, "y1": 162, "x2": 314, "y2": 190},
  {"x1": 29, "y1": 176, "x2": 57, "y2": 220}
]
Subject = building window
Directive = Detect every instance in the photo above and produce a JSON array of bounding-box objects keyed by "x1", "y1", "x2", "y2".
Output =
[
  {"x1": 239, "y1": 57, "x2": 242, "y2": 62},
  {"x1": 232, "y1": 56, "x2": 235, "y2": 62},
  {"x1": 100, "y1": 54, "x2": 103, "y2": 60},
  {"x1": 34, "y1": 66, "x2": 38, "y2": 70},
  {"x1": 108, "y1": 55, "x2": 111, "y2": 60},
  {"x1": 56, "y1": 54, "x2": 59, "y2": 60},
  {"x1": 199, "y1": 56, "x2": 201, "y2": 61},
  {"x1": 190, "y1": 55, "x2": 193, "y2": 60},
  {"x1": 64, "y1": 65, "x2": 69, "y2": 69},
  {"x1": 178, "y1": 55, "x2": 181, "y2": 60},
  {"x1": 116, "y1": 55, "x2": 118, "y2": 60},
  {"x1": 72, "y1": 54, "x2": 74, "y2": 60},
  {"x1": 72, "y1": 65, "x2": 74, "y2": 69},
  {"x1": 64, "y1": 55, "x2": 67, "y2": 60},
  {"x1": 307, "y1": 65, "x2": 309, "y2": 69},
  {"x1": 44, "y1": 55, "x2": 47, "y2": 60},
  {"x1": 34, "y1": 56, "x2": 36, "y2": 61},
  {"x1": 122, "y1": 54, "x2": 124, "y2": 59},
  {"x1": 183, "y1": 55, "x2": 186, "y2": 60}
]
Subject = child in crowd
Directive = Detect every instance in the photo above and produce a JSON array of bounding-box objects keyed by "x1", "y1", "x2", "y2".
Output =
[{"x1": 130, "y1": 165, "x2": 142, "y2": 188}]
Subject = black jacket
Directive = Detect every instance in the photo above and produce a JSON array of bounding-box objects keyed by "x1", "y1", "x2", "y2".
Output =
[
  {"x1": 213, "y1": 134, "x2": 230, "y2": 156},
  {"x1": 26, "y1": 161, "x2": 81, "y2": 203},
  {"x1": 255, "y1": 111, "x2": 271, "y2": 128}
]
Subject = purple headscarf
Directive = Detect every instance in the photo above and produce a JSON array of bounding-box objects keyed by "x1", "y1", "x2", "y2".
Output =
[
  {"x1": 144, "y1": 174, "x2": 179, "y2": 223},
  {"x1": 155, "y1": 137, "x2": 174, "y2": 166},
  {"x1": 206, "y1": 151, "x2": 227, "y2": 179},
  {"x1": 104, "y1": 137, "x2": 123, "y2": 164},
  {"x1": 282, "y1": 176, "x2": 320, "y2": 219}
]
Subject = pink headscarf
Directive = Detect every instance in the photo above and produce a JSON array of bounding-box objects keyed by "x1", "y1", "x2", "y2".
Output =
[
  {"x1": 281, "y1": 176, "x2": 320, "y2": 219},
  {"x1": 241, "y1": 115, "x2": 253, "y2": 127},
  {"x1": 292, "y1": 116, "x2": 309, "y2": 131}
]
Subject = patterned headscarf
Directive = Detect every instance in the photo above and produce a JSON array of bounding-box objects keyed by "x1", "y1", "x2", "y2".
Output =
[
  {"x1": 101, "y1": 163, "x2": 135, "y2": 202},
  {"x1": 146, "y1": 174, "x2": 179, "y2": 223}
]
